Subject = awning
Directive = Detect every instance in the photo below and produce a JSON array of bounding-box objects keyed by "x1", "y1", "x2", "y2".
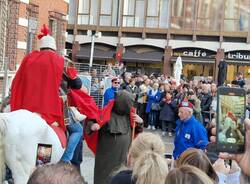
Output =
[
  {"x1": 171, "y1": 57, "x2": 215, "y2": 64},
  {"x1": 122, "y1": 50, "x2": 163, "y2": 63},
  {"x1": 76, "y1": 47, "x2": 115, "y2": 60}
]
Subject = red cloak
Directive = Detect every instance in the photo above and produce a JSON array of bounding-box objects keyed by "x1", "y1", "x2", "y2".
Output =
[
  {"x1": 10, "y1": 50, "x2": 65, "y2": 131},
  {"x1": 67, "y1": 89, "x2": 137, "y2": 154}
]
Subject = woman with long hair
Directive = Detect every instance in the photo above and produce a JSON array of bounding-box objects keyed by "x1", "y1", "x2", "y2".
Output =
[
  {"x1": 177, "y1": 148, "x2": 219, "y2": 182},
  {"x1": 165, "y1": 165, "x2": 214, "y2": 184},
  {"x1": 110, "y1": 132, "x2": 168, "y2": 184}
]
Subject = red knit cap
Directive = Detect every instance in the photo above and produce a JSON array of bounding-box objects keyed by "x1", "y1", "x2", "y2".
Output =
[{"x1": 178, "y1": 101, "x2": 194, "y2": 109}]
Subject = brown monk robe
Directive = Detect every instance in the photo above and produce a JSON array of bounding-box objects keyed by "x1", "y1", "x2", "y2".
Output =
[{"x1": 86, "y1": 90, "x2": 137, "y2": 184}]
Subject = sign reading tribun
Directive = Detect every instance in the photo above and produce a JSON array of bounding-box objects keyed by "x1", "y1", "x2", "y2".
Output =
[{"x1": 226, "y1": 51, "x2": 250, "y2": 60}]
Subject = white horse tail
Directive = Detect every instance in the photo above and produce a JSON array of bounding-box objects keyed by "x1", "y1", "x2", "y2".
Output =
[{"x1": 0, "y1": 114, "x2": 6, "y2": 182}]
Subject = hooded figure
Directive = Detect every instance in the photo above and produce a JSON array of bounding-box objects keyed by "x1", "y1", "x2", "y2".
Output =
[
  {"x1": 87, "y1": 90, "x2": 135, "y2": 184},
  {"x1": 217, "y1": 59, "x2": 227, "y2": 86}
]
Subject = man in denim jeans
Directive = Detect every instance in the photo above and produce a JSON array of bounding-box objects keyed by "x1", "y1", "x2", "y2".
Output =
[
  {"x1": 61, "y1": 107, "x2": 84, "y2": 163},
  {"x1": 61, "y1": 70, "x2": 85, "y2": 163}
]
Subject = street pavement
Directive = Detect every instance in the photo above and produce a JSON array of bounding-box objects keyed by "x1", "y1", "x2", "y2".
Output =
[{"x1": 81, "y1": 129, "x2": 174, "y2": 184}]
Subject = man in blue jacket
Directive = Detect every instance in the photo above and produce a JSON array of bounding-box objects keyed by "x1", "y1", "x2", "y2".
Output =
[
  {"x1": 103, "y1": 77, "x2": 120, "y2": 106},
  {"x1": 173, "y1": 101, "x2": 208, "y2": 159}
]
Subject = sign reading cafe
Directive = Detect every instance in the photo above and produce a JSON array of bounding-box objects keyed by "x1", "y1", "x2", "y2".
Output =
[
  {"x1": 173, "y1": 48, "x2": 216, "y2": 58},
  {"x1": 226, "y1": 51, "x2": 250, "y2": 60}
]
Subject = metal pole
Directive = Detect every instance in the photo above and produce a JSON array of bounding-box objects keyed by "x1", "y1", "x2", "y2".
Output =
[
  {"x1": 2, "y1": 57, "x2": 8, "y2": 101},
  {"x1": 89, "y1": 34, "x2": 95, "y2": 67}
]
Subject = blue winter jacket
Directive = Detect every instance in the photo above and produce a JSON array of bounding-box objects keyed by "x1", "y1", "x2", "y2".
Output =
[
  {"x1": 173, "y1": 116, "x2": 208, "y2": 159},
  {"x1": 103, "y1": 87, "x2": 118, "y2": 106},
  {"x1": 145, "y1": 89, "x2": 161, "y2": 113}
]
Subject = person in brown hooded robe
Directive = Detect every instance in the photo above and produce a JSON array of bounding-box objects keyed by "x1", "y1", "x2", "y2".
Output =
[{"x1": 86, "y1": 90, "x2": 143, "y2": 184}]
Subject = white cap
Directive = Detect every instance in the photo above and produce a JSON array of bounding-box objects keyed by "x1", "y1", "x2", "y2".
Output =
[{"x1": 39, "y1": 35, "x2": 57, "y2": 51}]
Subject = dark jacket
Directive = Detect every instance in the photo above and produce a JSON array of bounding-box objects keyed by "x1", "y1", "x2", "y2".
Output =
[
  {"x1": 110, "y1": 170, "x2": 135, "y2": 184},
  {"x1": 200, "y1": 92, "x2": 212, "y2": 112},
  {"x1": 217, "y1": 60, "x2": 227, "y2": 86},
  {"x1": 126, "y1": 85, "x2": 140, "y2": 99},
  {"x1": 159, "y1": 99, "x2": 177, "y2": 122}
]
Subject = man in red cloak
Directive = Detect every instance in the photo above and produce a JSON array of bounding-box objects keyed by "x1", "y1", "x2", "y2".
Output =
[{"x1": 10, "y1": 25, "x2": 65, "y2": 132}]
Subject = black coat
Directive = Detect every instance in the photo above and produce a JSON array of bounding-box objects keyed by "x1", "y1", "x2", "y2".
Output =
[
  {"x1": 110, "y1": 170, "x2": 135, "y2": 184},
  {"x1": 159, "y1": 100, "x2": 177, "y2": 122},
  {"x1": 200, "y1": 93, "x2": 212, "y2": 112},
  {"x1": 217, "y1": 60, "x2": 227, "y2": 86}
]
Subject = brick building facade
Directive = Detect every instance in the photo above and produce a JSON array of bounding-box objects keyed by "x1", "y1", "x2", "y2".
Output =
[{"x1": 0, "y1": 0, "x2": 68, "y2": 71}]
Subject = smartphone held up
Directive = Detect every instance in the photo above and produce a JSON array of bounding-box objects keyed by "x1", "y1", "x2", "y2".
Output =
[{"x1": 216, "y1": 87, "x2": 246, "y2": 153}]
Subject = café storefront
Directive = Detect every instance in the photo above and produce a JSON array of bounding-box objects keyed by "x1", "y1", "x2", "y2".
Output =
[
  {"x1": 171, "y1": 48, "x2": 216, "y2": 80},
  {"x1": 225, "y1": 50, "x2": 250, "y2": 82}
]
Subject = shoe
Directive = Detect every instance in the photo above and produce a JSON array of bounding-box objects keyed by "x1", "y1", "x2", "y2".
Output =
[
  {"x1": 162, "y1": 131, "x2": 166, "y2": 137},
  {"x1": 152, "y1": 126, "x2": 156, "y2": 130},
  {"x1": 168, "y1": 132, "x2": 172, "y2": 137},
  {"x1": 147, "y1": 125, "x2": 151, "y2": 130}
]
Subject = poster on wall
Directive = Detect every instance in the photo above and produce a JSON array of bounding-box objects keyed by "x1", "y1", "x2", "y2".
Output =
[{"x1": 78, "y1": 75, "x2": 92, "y2": 95}]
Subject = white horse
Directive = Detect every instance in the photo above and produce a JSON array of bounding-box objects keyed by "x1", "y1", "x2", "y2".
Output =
[{"x1": 0, "y1": 109, "x2": 65, "y2": 184}]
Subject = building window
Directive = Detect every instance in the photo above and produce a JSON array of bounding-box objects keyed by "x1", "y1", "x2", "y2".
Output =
[
  {"x1": 99, "y1": 0, "x2": 119, "y2": 26},
  {"x1": 146, "y1": 0, "x2": 159, "y2": 28},
  {"x1": 171, "y1": 0, "x2": 195, "y2": 30},
  {"x1": 123, "y1": 0, "x2": 145, "y2": 27},
  {"x1": 224, "y1": 0, "x2": 250, "y2": 32},
  {"x1": 78, "y1": 0, "x2": 98, "y2": 25},
  {"x1": 49, "y1": 11, "x2": 67, "y2": 55},
  {"x1": 27, "y1": 3, "x2": 39, "y2": 53},
  {"x1": 68, "y1": 0, "x2": 77, "y2": 24},
  {"x1": 159, "y1": 0, "x2": 169, "y2": 28},
  {"x1": 49, "y1": 19, "x2": 57, "y2": 38},
  {"x1": 196, "y1": 0, "x2": 223, "y2": 31},
  {"x1": 145, "y1": 0, "x2": 170, "y2": 28}
]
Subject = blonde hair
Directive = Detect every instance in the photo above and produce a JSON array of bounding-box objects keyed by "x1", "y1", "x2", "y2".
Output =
[
  {"x1": 133, "y1": 151, "x2": 168, "y2": 184},
  {"x1": 129, "y1": 132, "x2": 165, "y2": 162},
  {"x1": 128, "y1": 133, "x2": 167, "y2": 184},
  {"x1": 165, "y1": 165, "x2": 214, "y2": 184}
]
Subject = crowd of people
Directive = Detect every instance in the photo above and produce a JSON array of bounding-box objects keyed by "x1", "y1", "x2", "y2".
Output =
[
  {"x1": 99, "y1": 65, "x2": 248, "y2": 137},
  {"x1": 3, "y1": 24, "x2": 250, "y2": 184}
]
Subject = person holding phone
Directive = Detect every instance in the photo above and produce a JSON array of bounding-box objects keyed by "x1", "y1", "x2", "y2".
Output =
[
  {"x1": 210, "y1": 119, "x2": 250, "y2": 183},
  {"x1": 173, "y1": 101, "x2": 208, "y2": 160}
]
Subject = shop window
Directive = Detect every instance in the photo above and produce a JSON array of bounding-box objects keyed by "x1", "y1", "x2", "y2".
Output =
[
  {"x1": 226, "y1": 65, "x2": 237, "y2": 83},
  {"x1": 238, "y1": 66, "x2": 250, "y2": 79}
]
